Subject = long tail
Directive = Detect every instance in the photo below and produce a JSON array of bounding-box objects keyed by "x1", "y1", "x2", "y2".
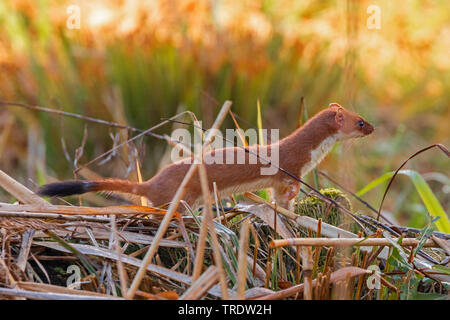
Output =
[{"x1": 37, "y1": 179, "x2": 146, "y2": 198}]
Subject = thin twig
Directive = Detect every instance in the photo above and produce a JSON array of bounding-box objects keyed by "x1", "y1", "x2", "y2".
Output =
[
  {"x1": 235, "y1": 220, "x2": 250, "y2": 299},
  {"x1": 301, "y1": 246, "x2": 313, "y2": 300},
  {"x1": 0, "y1": 170, "x2": 49, "y2": 207},
  {"x1": 312, "y1": 219, "x2": 322, "y2": 279},
  {"x1": 180, "y1": 266, "x2": 219, "y2": 300},
  {"x1": 270, "y1": 238, "x2": 438, "y2": 248},
  {"x1": 111, "y1": 215, "x2": 128, "y2": 298},
  {"x1": 195, "y1": 162, "x2": 229, "y2": 298},
  {"x1": 377, "y1": 144, "x2": 450, "y2": 221}
]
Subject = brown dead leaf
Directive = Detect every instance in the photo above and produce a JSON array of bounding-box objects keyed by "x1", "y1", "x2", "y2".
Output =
[
  {"x1": 157, "y1": 290, "x2": 179, "y2": 300},
  {"x1": 278, "y1": 281, "x2": 293, "y2": 289}
]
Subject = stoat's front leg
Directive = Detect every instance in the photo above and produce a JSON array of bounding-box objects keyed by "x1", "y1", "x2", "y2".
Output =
[{"x1": 273, "y1": 180, "x2": 301, "y2": 211}]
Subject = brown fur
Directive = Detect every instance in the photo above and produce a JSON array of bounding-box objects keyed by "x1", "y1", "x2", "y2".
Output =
[{"x1": 39, "y1": 103, "x2": 374, "y2": 211}]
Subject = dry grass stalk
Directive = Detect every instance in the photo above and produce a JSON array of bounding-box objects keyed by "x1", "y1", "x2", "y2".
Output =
[
  {"x1": 301, "y1": 246, "x2": 313, "y2": 300},
  {"x1": 431, "y1": 234, "x2": 450, "y2": 255},
  {"x1": 177, "y1": 217, "x2": 195, "y2": 263},
  {"x1": 33, "y1": 227, "x2": 186, "y2": 249},
  {"x1": 111, "y1": 215, "x2": 128, "y2": 298},
  {"x1": 264, "y1": 248, "x2": 272, "y2": 288},
  {"x1": 200, "y1": 211, "x2": 229, "y2": 299},
  {"x1": 257, "y1": 266, "x2": 369, "y2": 300},
  {"x1": 273, "y1": 205, "x2": 278, "y2": 236},
  {"x1": 27, "y1": 254, "x2": 54, "y2": 286},
  {"x1": 408, "y1": 244, "x2": 416, "y2": 263},
  {"x1": 347, "y1": 252, "x2": 359, "y2": 299},
  {"x1": 191, "y1": 215, "x2": 208, "y2": 280},
  {"x1": 127, "y1": 100, "x2": 232, "y2": 299},
  {"x1": 0, "y1": 217, "x2": 63, "y2": 233},
  {"x1": 202, "y1": 219, "x2": 230, "y2": 299},
  {"x1": 0, "y1": 257, "x2": 17, "y2": 287},
  {"x1": 0, "y1": 203, "x2": 181, "y2": 217},
  {"x1": 0, "y1": 169, "x2": 49, "y2": 207},
  {"x1": 380, "y1": 276, "x2": 399, "y2": 295},
  {"x1": 314, "y1": 272, "x2": 322, "y2": 299},
  {"x1": 249, "y1": 224, "x2": 260, "y2": 278},
  {"x1": 320, "y1": 270, "x2": 331, "y2": 299},
  {"x1": 240, "y1": 200, "x2": 295, "y2": 243},
  {"x1": 135, "y1": 290, "x2": 166, "y2": 300},
  {"x1": 322, "y1": 247, "x2": 335, "y2": 274},
  {"x1": 0, "y1": 287, "x2": 124, "y2": 300},
  {"x1": 312, "y1": 218, "x2": 322, "y2": 278},
  {"x1": 215, "y1": 209, "x2": 242, "y2": 222},
  {"x1": 0, "y1": 210, "x2": 112, "y2": 223},
  {"x1": 270, "y1": 238, "x2": 438, "y2": 248},
  {"x1": 212, "y1": 181, "x2": 221, "y2": 221},
  {"x1": 194, "y1": 161, "x2": 229, "y2": 299},
  {"x1": 16, "y1": 229, "x2": 35, "y2": 272},
  {"x1": 218, "y1": 204, "x2": 229, "y2": 228},
  {"x1": 235, "y1": 220, "x2": 250, "y2": 299},
  {"x1": 180, "y1": 265, "x2": 219, "y2": 300},
  {"x1": 366, "y1": 246, "x2": 386, "y2": 267},
  {"x1": 246, "y1": 255, "x2": 266, "y2": 283},
  {"x1": 16, "y1": 281, "x2": 113, "y2": 297},
  {"x1": 192, "y1": 208, "x2": 210, "y2": 280},
  {"x1": 351, "y1": 251, "x2": 358, "y2": 267},
  {"x1": 355, "y1": 250, "x2": 368, "y2": 300},
  {"x1": 345, "y1": 272, "x2": 353, "y2": 299}
]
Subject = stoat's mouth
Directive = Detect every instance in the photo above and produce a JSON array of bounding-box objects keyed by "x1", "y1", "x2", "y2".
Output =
[
  {"x1": 338, "y1": 131, "x2": 365, "y2": 140},
  {"x1": 358, "y1": 133, "x2": 368, "y2": 138},
  {"x1": 356, "y1": 130, "x2": 373, "y2": 138}
]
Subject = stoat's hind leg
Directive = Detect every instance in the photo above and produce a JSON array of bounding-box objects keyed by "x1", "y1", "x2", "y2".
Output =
[
  {"x1": 273, "y1": 181, "x2": 301, "y2": 211},
  {"x1": 174, "y1": 191, "x2": 202, "y2": 213}
]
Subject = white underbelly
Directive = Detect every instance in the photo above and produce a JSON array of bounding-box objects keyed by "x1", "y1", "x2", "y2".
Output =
[{"x1": 300, "y1": 135, "x2": 337, "y2": 176}]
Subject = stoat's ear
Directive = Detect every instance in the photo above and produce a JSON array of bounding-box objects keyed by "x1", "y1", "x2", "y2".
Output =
[
  {"x1": 334, "y1": 107, "x2": 344, "y2": 127},
  {"x1": 329, "y1": 102, "x2": 342, "y2": 110},
  {"x1": 329, "y1": 103, "x2": 344, "y2": 126}
]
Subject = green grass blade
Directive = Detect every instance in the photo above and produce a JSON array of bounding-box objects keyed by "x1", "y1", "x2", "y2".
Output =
[
  {"x1": 356, "y1": 171, "x2": 396, "y2": 197},
  {"x1": 432, "y1": 265, "x2": 450, "y2": 275},
  {"x1": 45, "y1": 231, "x2": 98, "y2": 275},
  {"x1": 256, "y1": 99, "x2": 264, "y2": 146},
  {"x1": 403, "y1": 170, "x2": 450, "y2": 233},
  {"x1": 256, "y1": 99, "x2": 270, "y2": 200},
  {"x1": 357, "y1": 170, "x2": 450, "y2": 233}
]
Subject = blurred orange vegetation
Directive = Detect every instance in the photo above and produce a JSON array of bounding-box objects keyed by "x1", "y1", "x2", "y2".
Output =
[{"x1": 2, "y1": 0, "x2": 449, "y2": 81}]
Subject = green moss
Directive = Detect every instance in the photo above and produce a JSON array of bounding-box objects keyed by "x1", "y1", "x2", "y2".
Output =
[{"x1": 294, "y1": 187, "x2": 354, "y2": 230}]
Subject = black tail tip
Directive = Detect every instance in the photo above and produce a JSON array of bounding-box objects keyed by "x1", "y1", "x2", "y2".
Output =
[{"x1": 37, "y1": 181, "x2": 96, "y2": 197}]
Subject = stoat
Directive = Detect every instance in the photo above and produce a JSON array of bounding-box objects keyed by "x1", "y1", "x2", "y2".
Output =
[{"x1": 38, "y1": 103, "x2": 374, "y2": 210}]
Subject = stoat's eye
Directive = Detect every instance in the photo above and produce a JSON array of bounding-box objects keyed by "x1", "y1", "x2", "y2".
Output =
[{"x1": 358, "y1": 120, "x2": 364, "y2": 127}]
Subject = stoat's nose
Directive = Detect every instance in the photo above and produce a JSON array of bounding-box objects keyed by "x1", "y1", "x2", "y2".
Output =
[{"x1": 364, "y1": 122, "x2": 374, "y2": 135}]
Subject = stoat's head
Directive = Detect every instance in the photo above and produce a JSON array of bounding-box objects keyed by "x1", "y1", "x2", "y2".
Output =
[{"x1": 328, "y1": 103, "x2": 374, "y2": 140}]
